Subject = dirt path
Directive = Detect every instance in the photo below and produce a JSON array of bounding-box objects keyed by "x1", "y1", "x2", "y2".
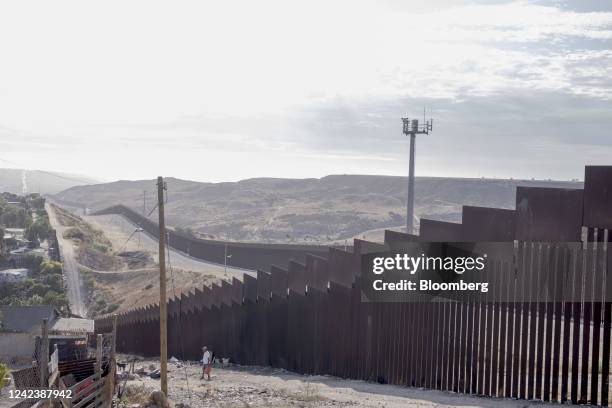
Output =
[
  {"x1": 120, "y1": 357, "x2": 581, "y2": 408},
  {"x1": 84, "y1": 214, "x2": 255, "y2": 280},
  {"x1": 45, "y1": 202, "x2": 86, "y2": 317}
]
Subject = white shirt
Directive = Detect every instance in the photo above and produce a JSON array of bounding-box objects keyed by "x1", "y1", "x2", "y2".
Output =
[{"x1": 202, "y1": 350, "x2": 211, "y2": 365}]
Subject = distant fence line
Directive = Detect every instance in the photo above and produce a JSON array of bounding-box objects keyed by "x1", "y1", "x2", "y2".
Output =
[
  {"x1": 96, "y1": 165, "x2": 612, "y2": 407},
  {"x1": 92, "y1": 204, "x2": 330, "y2": 271}
]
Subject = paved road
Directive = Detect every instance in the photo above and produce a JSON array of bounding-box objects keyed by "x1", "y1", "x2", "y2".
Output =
[{"x1": 46, "y1": 202, "x2": 87, "y2": 317}]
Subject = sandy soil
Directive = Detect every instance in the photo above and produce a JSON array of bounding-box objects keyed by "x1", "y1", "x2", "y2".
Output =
[
  {"x1": 118, "y1": 356, "x2": 582, "y2": 408},
  {"x1": 84, "y1": 214, "x2": 254, "y2": 279},
  {"x1": 44, "y1": 205, "x2": 258, "y2": 314},
  {"x1": 91, "y1": 267, "x2": 218, "y2": 312},
  {"x1": 46, "y1": 202, "x2": 87, "y2": 317},
  {"x1": 81, "y1": 213, "x2": 258, "y2": 312}
]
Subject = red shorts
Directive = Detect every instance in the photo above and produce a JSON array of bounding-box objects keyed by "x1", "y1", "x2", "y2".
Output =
[{"x1": 204, "y1": 365, "x2": 212, "y2": 374}]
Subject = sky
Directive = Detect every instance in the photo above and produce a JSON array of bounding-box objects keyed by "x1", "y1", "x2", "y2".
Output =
[{"x1": 0, "y1": 0, "x2": 611, "y2": 183}]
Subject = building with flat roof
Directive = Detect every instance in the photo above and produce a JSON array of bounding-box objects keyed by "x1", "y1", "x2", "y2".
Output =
[
  {"x1": 0, "y1": 305, "x2": 93, "y2": 365},
  {"x1": 0, "y1": 268, "x2": 29, "y2": 284}
]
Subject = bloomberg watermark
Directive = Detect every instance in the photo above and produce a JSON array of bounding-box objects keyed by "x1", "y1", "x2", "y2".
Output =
[
  {"x1": 372, "y1": 253, "x2": 488, "y2": 293},
  {"x1": 360, "y1": 241, "x2": 611, "y2": 303}
]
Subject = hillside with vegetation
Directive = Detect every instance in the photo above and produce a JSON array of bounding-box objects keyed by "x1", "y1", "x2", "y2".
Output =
[
  {"x1": 0, "y1": 193, "x2": 69, "y2": 314},
  {"x1": 0, "y1": 258, "x2": 68, "y2": 312},
  {"x1": 54, "y1": 175, "x2": 583, "y2": 244},
  {"x1": 51, "y1": 205, "x2": 158, "y2": 316}
]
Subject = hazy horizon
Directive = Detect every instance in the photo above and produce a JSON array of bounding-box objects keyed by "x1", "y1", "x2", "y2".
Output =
[
  {"x1": 1, "y1": 0, "x2": 611, "y2": 183},
  {"x1": 0, "y1": 167, "x2": 588, "y2": 188}
]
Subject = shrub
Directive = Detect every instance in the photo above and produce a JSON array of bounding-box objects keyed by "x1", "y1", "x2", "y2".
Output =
[
  {"x1": 80, "y1": 269, "x2": 95, "y2": 293},
  {"x1": 0, "y1": 362, "x2": 9, "y2": 390},
  {"x1": 41, "y1": 260, "x2": 63, "y2": 275},
  {"x1": 30, "y1": 282, "x2": 52, "y2": 297},
  {"x1": 63, "y1": 227, "x2": 84, "y2": 241},
  {"x1": 42, "y1": 274, "x2": 64, "y2": 292},
  {"x1": 92, "y1": 242, "x2": 109, "y2": 253},
  {"x1": 42, "y1": 291, "x2": 70, "y2": 311},
  {"x1": 105, "y1": 303, "x2": 119, "y2": 314}
]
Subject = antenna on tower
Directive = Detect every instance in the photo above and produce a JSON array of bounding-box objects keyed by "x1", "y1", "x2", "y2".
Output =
[{"x1": 401, "y1": 110, "x2": 434, "y2": 234}]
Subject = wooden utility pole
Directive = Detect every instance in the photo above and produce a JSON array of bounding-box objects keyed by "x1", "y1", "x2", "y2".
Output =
[
  {"x1": 109, "y1": 314, "x2": 118, "y2": 401},
  {"x1": 40, "y1": 318, "x2": 49, "y2": 387},
  {"x1": 95, "y1": 334, "x2": 103, "y2": 374},
  {"x1": 157, "y1": 176, "x2": 168, "y2": 396}
]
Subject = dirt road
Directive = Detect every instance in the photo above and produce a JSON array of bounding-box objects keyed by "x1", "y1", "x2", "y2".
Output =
[
  {"x1": 120, "y1": 357, "x2": 578, "y2": 408},
  {"x1": 45, "y1": 202, "x2": 87, "y2": 317},
  {"x1": 84, "y1": 213, "x2": 255, "y2": 280}
]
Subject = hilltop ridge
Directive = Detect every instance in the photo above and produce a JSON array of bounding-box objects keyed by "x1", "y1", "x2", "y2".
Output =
[{"x1": 53, "y1": 174, "x2": 582, "y2": 244}]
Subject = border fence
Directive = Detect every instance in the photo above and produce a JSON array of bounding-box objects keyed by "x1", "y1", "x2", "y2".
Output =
[
  {"x1": 91, "y1": 204, "x2": 330, "y2": 271},
  {"x1": 96, "y1": 165, "x2": 612, "y2": 406}
]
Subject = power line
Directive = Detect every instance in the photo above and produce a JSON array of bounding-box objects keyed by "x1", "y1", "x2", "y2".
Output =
[
  {"x1": 0, "y1": 156, "x2": 165, "y2": 199},
  {"x1": 0, "y1": 156, "x2": 95, "y2": 185},
  {"x1": 0, "y1": 156, "x2": 21, "y2": 167},
  {"x1": 116, "y1": 229, "x2": 141, "y2": 253},
  {"x1": 115, "y1": 201, "x2": 159, "y2": 252},
  {"x1": 146, "y1": 203, "x2": 158, "y2": 218}
]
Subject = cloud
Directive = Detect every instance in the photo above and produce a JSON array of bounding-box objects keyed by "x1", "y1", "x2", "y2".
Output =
[
  {"x1": 0, "y1": 0, "x2": 610, "y2": 181},
  {"x1": 286, "y1": 90, "x2": 612, "y2": 179}
]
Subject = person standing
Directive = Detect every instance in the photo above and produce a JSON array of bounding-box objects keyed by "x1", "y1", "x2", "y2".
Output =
[{"x1": 201, "y1": 346, "x2": 212, "y2": 380}]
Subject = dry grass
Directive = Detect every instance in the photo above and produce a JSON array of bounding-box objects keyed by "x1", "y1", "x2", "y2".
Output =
[
  {"x1": 92, "y1": 268, "x2": 217, "y2": 312},
  {"x1": 292, "y1": 381, "x2": 326, "y2": 405},
  {"x1": 119, "y1": 383, "x2": 152, "y2": 406},
  {"x1": 51, "y1": 204, "x2": 81, "y2": 227}
]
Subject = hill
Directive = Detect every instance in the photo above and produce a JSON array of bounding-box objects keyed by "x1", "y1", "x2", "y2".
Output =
[
  {"x1": 52, "y1": 175, "x2": 582, "y2": 244},
  {"x1": 0, "y1": 168, "x2": 97, "y2": 195}
]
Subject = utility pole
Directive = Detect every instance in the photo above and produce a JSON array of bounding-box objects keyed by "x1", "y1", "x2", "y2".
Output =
[
  {"x1": 157, "y1": 177, "x2": 168, "y2": 396},
  {"x1": 402, "y1": 115, "x2": 433, "y2": 234},
  {"x1": 39, "y1": 319, "x2": 49, "y2": 387}
]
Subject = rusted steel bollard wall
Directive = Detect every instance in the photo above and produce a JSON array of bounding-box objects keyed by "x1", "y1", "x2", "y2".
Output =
[{"x1": 95, "y1": 165, "x2": 612, "y2": 407}]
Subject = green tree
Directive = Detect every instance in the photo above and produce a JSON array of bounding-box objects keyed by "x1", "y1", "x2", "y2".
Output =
[
  {"x1": 42, "y1": 291, "x2": 70, "y2": 311},
  {"x1": 42, "y1": 274, "x2": 64, "y2": 292},
  {"x1": 25, "y1": 217, "x2": 52, "y2": 244},
  {"x1": 40, "y1": 260, "x2": 62, "y2": 275},
  {"x1": 29, "y1": 282, "x2": 52, "y2": 297},
  {"x1": 27, "y1": 194, "x2": 46, "y2": 210},
  {"x1": 20, "y1": 254, "x2": 44, "y2": 275}
]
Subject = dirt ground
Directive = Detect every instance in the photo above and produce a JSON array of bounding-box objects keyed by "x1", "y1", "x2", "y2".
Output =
[
  {"x1": 83, "y1": 214, "x2": 252, "y2": 279},
  {"x1": 44, "y1": 205, "x2": 257, "y2": 314},
  {"x1": 91, "y1": 267, "x2": 218, "y2": 313},
  {"x1": 82, "y1": 213, "x2": 256, "y2": 312},
  {"x1": 117, "y1": 356, "x2": 583, "y2": 408}
]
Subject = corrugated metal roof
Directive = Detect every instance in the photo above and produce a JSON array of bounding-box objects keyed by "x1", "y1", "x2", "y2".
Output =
[{"x1": 50, "y1": 317, "x2": 94, "y2": 333}]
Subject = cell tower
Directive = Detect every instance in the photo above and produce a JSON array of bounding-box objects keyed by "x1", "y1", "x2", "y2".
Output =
[{"x1": 402, "y1": 114, "x2": 433, "y2": 234}]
